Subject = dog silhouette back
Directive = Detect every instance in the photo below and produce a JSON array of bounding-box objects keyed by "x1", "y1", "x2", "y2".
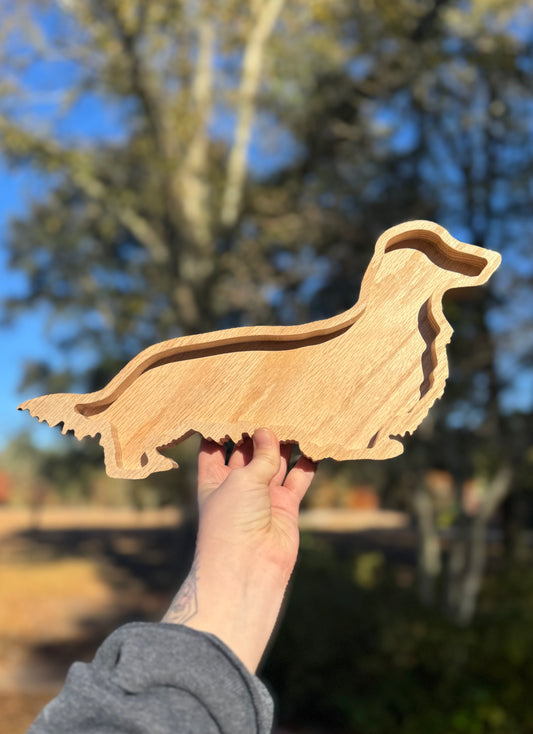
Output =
[{"x1": 19, "y1": 221, "x2": 501, "y2": 479}]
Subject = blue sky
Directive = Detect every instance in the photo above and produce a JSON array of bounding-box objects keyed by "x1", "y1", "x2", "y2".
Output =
[
  {"x1": 0, "y1": 99, "x2": 300, "y2": 453},
  {"x1": 1, "y1": 121, "x2": 531, "y2": 450},
  {"x1": 0, "y1": 162, "x2": 53, "y2": 446},
  {"x1": 0, "y1": 0, "x2": 304, "y2": 452},
  {"x1": 0, "y1": 90, "x2": 152, "y2": 450}
]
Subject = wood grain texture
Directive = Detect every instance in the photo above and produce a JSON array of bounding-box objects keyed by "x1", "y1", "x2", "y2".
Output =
[{"x1": 19, "y1": 221, "x2": 501, "y2": 479}]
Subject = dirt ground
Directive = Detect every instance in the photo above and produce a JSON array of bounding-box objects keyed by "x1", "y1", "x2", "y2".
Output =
[
  {"x1": 0, "y1": 506, "x2": 408, "y2": 733},
  {"x1": 0, "y1": 507, "x2": 188, "y2": 732}
]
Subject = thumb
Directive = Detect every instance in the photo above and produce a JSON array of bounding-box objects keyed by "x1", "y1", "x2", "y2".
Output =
[{"x1": 244, "y1": 428, "x2": 281, "y2": 485}]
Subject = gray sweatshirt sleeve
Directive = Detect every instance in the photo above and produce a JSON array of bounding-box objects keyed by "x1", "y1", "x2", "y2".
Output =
[{"x1": 28, "y1": 622, "x2": 274, "y2": 734}]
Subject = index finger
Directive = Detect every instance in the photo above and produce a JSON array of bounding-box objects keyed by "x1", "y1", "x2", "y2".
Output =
[
  {"x1": 283, "y1": 455, "x2": 318, "y2": 504},
  {"x1": 198, "y1": 438, "x2": 227, "y2": 492}
]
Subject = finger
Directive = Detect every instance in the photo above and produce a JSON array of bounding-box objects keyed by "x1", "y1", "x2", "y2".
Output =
[
  {"x1": 198, "y1": 438, "x2": 226, "y2": 488},
  {"x1": 271, "y1": 442, "x2": 293, "y2": 486},
  {"x1": 244, "y1": 428, "x2": 281, "y2": 485},
  {"x1": 228, "y1": 434, "x2": 254, "y2": 469},
  {"x1": 284, "y1": 455, "x2": 317, "y2": 504}
]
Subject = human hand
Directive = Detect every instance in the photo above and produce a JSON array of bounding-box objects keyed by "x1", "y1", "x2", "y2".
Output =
[{"x1": 163, "y1": 428, "x2": 316, "y2": 672}]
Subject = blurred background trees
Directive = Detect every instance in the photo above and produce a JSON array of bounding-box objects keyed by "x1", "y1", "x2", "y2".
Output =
[{"x1": 1, "y1": 0, "x2": 533, "y2": 728}]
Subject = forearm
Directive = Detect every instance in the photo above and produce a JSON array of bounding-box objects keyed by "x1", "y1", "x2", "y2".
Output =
[
  {"x1": 163, "y1": 541, "x2": 294, "y2": 673},
  {"x1": 162, "y1": 428, "x2": 315, "y2": 674}
]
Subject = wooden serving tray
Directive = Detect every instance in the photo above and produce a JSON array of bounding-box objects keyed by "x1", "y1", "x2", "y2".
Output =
[{"x1": 19, "y1": 221, "x2": 501, "y2": 479}]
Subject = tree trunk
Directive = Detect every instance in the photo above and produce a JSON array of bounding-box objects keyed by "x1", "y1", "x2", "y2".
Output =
[
  {"x1": 413, "y1": 483, "x2": 441, "y2": 606},
  {"x1": 454, "y1": 465, "x2": 513, "y2": 624}
]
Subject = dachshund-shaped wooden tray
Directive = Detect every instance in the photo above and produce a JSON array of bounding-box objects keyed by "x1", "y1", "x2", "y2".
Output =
[{"x1": 19, "y1": 221, "x2": 501, "y2": 479}]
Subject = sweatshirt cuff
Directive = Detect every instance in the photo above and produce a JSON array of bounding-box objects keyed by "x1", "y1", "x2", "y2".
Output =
[{"x1": 93, "y1": 622, "x2": 274, "y2": 733}]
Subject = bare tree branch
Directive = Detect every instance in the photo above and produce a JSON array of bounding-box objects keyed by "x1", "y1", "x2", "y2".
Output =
[
  {"x1": 177, "y1": 19, "x2": 215, "y2": 253},
  {"x1": 220, "y1": 0, "x2": 286, "y2": 229},
  {"x1": 72, "y1": 164, "x2": 171, "y2": 264},
  {"x1": 105, "y1": 1, "x2": 167, "y2": 160},
  {"x1": 0, "y1": 118, "x2": 170, "y2": 263}
]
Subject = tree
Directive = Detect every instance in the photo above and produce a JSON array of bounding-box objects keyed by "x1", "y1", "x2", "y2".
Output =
[
  {"x1": 255, "y1": 0, "x2": 533, "y2": 621},
  {"x1": 2, "y1": 0, "x2": 533, "y2": 621},
  {"x1": 1, "y1": 0, "x2": 307, "y2": 391}
]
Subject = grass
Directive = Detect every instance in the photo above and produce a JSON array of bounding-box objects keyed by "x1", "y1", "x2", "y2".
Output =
[
  {"x1": 0, "y1": 557, "x2": 115, "y2": 732},
  {"x1": 0, "y1": 509, "x2": 183, "y2": 732},
  {"x1": 0, "y1": 559, "x2": 112, "y2": 643}
]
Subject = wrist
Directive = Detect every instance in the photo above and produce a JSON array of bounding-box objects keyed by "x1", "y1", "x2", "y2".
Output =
[
  {"x1": 190, "y1": 547, "x2": 291, "y2": 671},
  {"x1": 164, "y1": 545, "x2": 293, "y2": 673}
]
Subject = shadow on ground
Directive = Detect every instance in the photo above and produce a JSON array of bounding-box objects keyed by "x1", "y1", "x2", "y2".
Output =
[
  {"x1": 4, "y1": 518, "x2": 533, "y2": 734},
  {"x1": 6, "y1": 518, "x2": 417, "y2": 683}
]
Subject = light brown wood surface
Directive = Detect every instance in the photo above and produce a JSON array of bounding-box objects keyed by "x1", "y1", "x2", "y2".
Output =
[{"x1": 19, "y1": 221, "x2": 501, "y2": 479}]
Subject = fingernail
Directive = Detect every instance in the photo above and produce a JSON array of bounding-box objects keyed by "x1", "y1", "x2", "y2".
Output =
[{"x1": 253, "y1": 427, "x2": 274, "y2": 447}]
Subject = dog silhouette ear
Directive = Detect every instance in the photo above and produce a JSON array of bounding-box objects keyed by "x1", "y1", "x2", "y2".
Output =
[
  {"x1": 384, "y1": 236, "x2": 487, "y2": 277},
  {"x1": 377, "y1": 221, "x2": 501, "y2": 285}
]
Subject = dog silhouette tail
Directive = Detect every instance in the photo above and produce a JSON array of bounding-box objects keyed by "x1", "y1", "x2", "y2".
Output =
[{"x1": 18, "y1": 392, "x2": 101, "y2": 441}]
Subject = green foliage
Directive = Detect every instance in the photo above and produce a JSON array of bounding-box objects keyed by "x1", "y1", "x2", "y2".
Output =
[
  {"x1": 265, "y1": 538, "x2": 533, "y2": 733},
  {"x1": 0, "y1": 430, "x2": 199, "y2": 508},
  {"x1": 1, "y1": 0, "x2": 533, "y2": 624},
  {"x1": 2, "y1": 0, "x2": 532, "y2": 460},
  {"x1": 3, "y1": 0, "x2": 532, "y2": 393}
]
